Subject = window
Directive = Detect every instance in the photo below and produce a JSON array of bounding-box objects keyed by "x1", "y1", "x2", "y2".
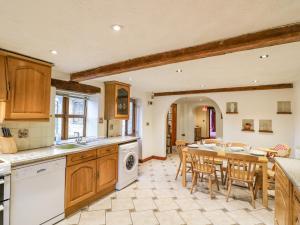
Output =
[
  {"x1": 123, "y1": 99, "x2": 136, "y2": 136},
  {"x1": 55, "y1": 95, "x2": 87, "y2": 141}
]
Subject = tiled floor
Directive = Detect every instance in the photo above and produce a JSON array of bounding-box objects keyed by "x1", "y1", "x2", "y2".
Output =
[{"x1": 57, "y1": 154, "x2": 275, "y2": 225}]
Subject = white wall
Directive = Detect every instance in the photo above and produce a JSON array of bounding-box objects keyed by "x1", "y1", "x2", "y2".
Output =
[
  {"x1": 152, "y1": 89, "x2": 294, "y2": 157},
  {"x1": 293, "y1": 80, "x2": 300, "y2": 158}
]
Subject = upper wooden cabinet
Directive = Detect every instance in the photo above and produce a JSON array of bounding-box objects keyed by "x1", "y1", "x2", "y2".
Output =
[
  {"x1": 105, "y1": 81, "x2": 130, "y2": 120},
  {"x1": 5, "y1": 57, "x2": 51, "y2": 120},
  {"x1": 0, "y1": 55, "x2": 8, "y2": 101}
]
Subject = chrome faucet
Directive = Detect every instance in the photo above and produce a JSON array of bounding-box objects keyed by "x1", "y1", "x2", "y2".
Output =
[{"x1": 74, "y1": 132, "x2": 82, "y2": 143}]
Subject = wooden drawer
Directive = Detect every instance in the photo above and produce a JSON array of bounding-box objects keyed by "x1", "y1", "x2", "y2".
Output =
[
  {"x1": 97, "y1": 145, "x2": 118, "y2": 157},
  {"x1": 276, "y1": 164, "x2": 290, "y2": 192},
  {"x1": 67, "y1": 150, "x2": 97, "y2": 166}
]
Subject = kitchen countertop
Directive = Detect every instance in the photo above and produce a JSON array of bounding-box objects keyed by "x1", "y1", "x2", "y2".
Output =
[
  {"x1": 0, "y1": 136, "x2": 139, "y2": 167},
  {"x1": 275, "y1": 157, "x2": 300, "y2": 191}
]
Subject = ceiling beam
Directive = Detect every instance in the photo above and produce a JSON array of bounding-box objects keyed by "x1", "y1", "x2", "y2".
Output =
[
  {"x1": 51, "y1": 79, "x2": 101, "y2": 94},
  {"x1": 153, "y1": 83, "x2": 293, "y2": 97},
  {"x1": 71, "y1": 23, "x2": 300, "y2": 82}
]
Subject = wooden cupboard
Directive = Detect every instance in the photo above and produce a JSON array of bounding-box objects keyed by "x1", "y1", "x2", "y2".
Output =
[
  {"x1": 5, "y1": 57, "x2": 51, "y2": 120},
  {"x1": 275, "y1": 163, "x2": 300, "y2": 225},
  {"x1": 104, "y1": 81, "x2": 130, "y2": 120},
  {"x1": 65, "y1": 160, "x2": 97, "y2": 208},
  {"x1": 65, "y1": 144, "x2": 118, "y2": 215},
  {"x1": 0, "y1": 55, "x2": 8, "y2": 101}
]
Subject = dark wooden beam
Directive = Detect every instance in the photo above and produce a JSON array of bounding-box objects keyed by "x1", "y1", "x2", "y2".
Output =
[
  {"x1": 71, "y1": 23, "x2": 300, "y2": 81},
  {"x1": 51, "y1": 79, "x2": 100, "y2": 94},
  {"x1": 154, "y1": 83, "x2": 293, "y2": 97}
]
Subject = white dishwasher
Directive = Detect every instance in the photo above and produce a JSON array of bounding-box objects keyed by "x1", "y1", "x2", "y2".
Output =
[{"x1": 11, "y1": 157, "x2": 66, "y2": 225}]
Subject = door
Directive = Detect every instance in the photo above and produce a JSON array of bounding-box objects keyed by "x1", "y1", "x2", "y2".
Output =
[
  {"x1": 5, "y1": 57, "x2": 51, "y2": 120},
  {"x1": 208, "y1": 107, "x2": 216, "y2": 138},
  {"x1": 65, "y1": 160, "x2": 96, "y2": 208},
  {"x1": 171, "y1": 104, "x2": 177, "y2": 146},
  {"x1": 96, "y1": 153, "x2": 118, "y2": 192},
  {"x1": 0, "y1": 55, "x2": 8, "y2": 101}
]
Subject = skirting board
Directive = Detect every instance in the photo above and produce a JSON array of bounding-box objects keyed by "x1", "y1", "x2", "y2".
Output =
[{"x1": 139, "y1": 155, "x2": 167, "y2": 163}]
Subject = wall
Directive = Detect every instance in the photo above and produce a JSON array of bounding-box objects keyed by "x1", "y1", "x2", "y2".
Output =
[
  {"x1": 293, "y1": 80, "x2": 300, "y2": 158},
  {"x1": 152, "y1": 88, "x2": 294, "y2": 157}
]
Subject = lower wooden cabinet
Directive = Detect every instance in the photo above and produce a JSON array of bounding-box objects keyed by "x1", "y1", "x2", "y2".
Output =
[
  {"x1": 97, "y1": 153, "x2": 118, "y2": 192},
  {"x1": 275, "y1": 179, "x2": 291, "y2": 225},
  {"x1": 65, "y1": 160, "x2": 97, "y2": 208},
  {"x1": 65, "y1": 145, "x2": 118, "y2": 215},
  {"x1": 294, "y1": 190, "x2": 300, "y2": 225}
]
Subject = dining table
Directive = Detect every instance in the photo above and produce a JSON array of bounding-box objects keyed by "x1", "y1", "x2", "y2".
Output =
[{"x1": 181, "y1": 144, "x2": 270, "y2": 208}]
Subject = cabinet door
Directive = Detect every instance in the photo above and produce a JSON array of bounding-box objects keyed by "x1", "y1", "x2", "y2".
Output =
[
  {"x1": 275, "y1": 180, "x2": 290, "y2": 225},
  {"x1": 115, "y1": 84, "x2": 129, "y2": 119},
  {"x1": 0, "y1": 55, "x2": 8, "y2": 101},
  {"x1": 294, "y1": 193, "x2": 300, "y2": 225},
  {"x1": 65, "y1": 160, "x2": 97, "y2": 208},
  {"x1": 96, "y1": 153, "x2": 118, "y2": 192},
  {"x1": 5, "y1": 57, "x2": 51, "y2": 120}
]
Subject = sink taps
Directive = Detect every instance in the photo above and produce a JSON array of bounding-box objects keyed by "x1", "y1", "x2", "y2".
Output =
[{"x1": 74, "y1": 132, "x2": 82, "y2": 143}]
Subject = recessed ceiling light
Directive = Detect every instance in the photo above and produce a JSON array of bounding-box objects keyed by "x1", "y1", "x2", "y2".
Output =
[
  {"x1": 176, "y1": 69, "x2": 182, "y2": 73},
  {"x1": 259, "y1": 54, "x2": 269, "y2": 59},
  {"x1": 201, "y1": 84, "x2": 205, "y2": 88},
  {"x1": 50, "y1": 50, "x2": 58, "y2": 55},
  {"x1": 112, "y1": 24, "x2": 122, "y2": 31},
  {"x1": 129, "y1": 77, "x2": 132, "y2": 81}
]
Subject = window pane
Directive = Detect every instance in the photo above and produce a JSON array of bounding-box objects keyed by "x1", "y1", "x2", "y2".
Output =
[
  {"x1": 69, "y1": 97, "x2": 85, "y2": 115},
  {"x1": 55, "y1": 118, "x2": 62, "y2": 141},
  {"x1": 68, "y1": 118, "x2": 84, "y2": 138},
  {"x1": 55, "y1": 95, "x2": 63, "y2": 114}
]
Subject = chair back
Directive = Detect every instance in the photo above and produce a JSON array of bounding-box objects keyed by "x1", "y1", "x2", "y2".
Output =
[
  {"x1": 175, "y1": 140, "x2": 187, "y2": 161},
  {"x1": 272, "y1": 144, "x2": 291, "y2": 158},
  {"x1": 226, "y1": 153, "x2": 259, "y2": 182},
  {"x1": 226, "y1": 142, "x2": 248, "y2": 148},
  {"x1": 203, "y1": 139, "x2": 221, "y2": 145},
  {"x1": 187, "y1": 149, "x2": 218, "y2": 174}
]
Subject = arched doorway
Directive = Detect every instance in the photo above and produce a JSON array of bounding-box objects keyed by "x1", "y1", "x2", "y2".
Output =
[{"x1": 165, "y1": 96, "x2": 223, "y2": 154}]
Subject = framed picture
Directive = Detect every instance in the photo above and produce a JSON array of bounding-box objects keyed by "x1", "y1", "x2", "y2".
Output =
[
  {"x1": 242, "y1": 119, "x2": 254, "y2": 132},
  {"x1": 277, "y1": 101, "x2": 292, "y2": 114},
  {"x1": 259, "y1": 120, "x2": 273, "y2": 133},
  {"x1": 226, "y1": 102, "x2": 238, "y2": 114}
]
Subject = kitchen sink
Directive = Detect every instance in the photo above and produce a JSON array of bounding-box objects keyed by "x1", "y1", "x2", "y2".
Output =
[{"x1": 56, "y1": 144, "x2": 82, "y2": 150}]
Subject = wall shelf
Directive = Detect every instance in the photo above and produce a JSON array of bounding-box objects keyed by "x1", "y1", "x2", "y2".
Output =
[
  {"x1": 277, "y1": 101, "x2": 292, "y2": 114},
  {"x1": 259, "y1": 130, "x2": 273, "y2": 133},
  {"x1": 241, "y1": 129, "x2": 255, "y2": 132}
]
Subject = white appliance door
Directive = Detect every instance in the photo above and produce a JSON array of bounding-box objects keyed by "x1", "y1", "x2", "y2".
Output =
[
  {"x1": 11, "y1": 158, "x2": 66, "y2": 225},
  {"x1": 123, "y1": 152, "x2": 138, "y2": 173}
]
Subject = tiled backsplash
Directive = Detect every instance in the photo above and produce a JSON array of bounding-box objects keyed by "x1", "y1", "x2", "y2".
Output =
[{"x1": 1, "y1": 118, "x2": 55, "y2": 151}]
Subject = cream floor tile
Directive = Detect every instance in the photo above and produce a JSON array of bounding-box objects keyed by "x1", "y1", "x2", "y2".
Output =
[
  {"x1": 89, "y1": 197, "x2": 111, "y2": 211},
  {"x1": 175, "y1": 198, "x2": 201, "y2": 211},
  {"x1": 116, "y1": 189, "x2": 136, "y2": 198},
  {"x1": 154, "y1": 198, "x2": 180, "y2": 211},
  {"x1": 193, "y1": 191, "x2": 210, "y2": 200},
  {"x1": 153, "y1": 182, "x2": 172, "y2": 189},
  {"x1": 106, "y1": 210, "x2": 132, "y2": 225},
  {"x1": 136, "y1": 181, "x2": 154, "y2": 189},
  {"x1": 130, "y1": 210, "x2": 159, "y2": 225},
  {"x1": 79, "y1": 210, "x2": 105, "y2": 225},
  {"x1": 179, "y1": 210, "x2": 211, "y2": 225},
  {"x1": 133, "y1": 198, "x2": 157, "y2": 211},
  {"x1": 155, "y1": 210, "x2": 185, "y2": 225},
  {"x1": 249, "y1": 209, "x2": 275, "y2": 225},
  {"x1": 56, "y1": 212, "x2": 81, "y2": 225},
  {"x1": 135, "y1": 189, "x2": 155, "y2": 198},
  {"x1": 203, "y1": 210, "x2": 236, "y2": 225},
  {"x1": 153, "y1": 189, "x2": 175, "y2": 198},
  {"x1": 112, "y1": 198, "x2": 134, "y2": 211},
  {"x1": 196, "y1": 199, "x2": 225, "y2": 211},
  {"x1": 222, "y1": 199, "x2": 252, "y2": 211},
  {"x1": 173, "y1": 189, "x2": 192, "y2": 199},
  {"x1": 227, "y1": 209, "x2": 262, "y2": 225}
]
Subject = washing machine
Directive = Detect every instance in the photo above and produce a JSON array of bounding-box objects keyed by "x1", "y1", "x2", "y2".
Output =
[{"x1": 116, "y1": 141, "x2": 139, "y2": 190}]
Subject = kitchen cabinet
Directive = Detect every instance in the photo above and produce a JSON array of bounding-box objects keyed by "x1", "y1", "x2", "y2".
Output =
[
  {"x1": 294, "y1": 189, "x2": 300, "y2": 225},
  {"x1": 0, "y1": 55, "x2": 8, "y2": 101},
  {"x1": 65, "y1": 160, "x2": 97, "y2": 208},
  {"x1": 5, "y1": 56, "x2": 51, "y2": 120},
  {"x1": 65, "y1": 144, "x2": 118, "y2": 215},
  {"x1": 96, "y1": 153, "x2": 118, "y2": 192},
  {"x1": 105, "y1": 81, "x2": 130, "y2": 120}
]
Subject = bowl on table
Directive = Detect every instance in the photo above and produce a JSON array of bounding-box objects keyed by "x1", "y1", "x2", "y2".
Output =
[
  {"x1": 250, "y1": 149, "x2": 267, "y2": 156},
  {"x1": 228, "y1": 146, "x2": 245, "y2": 152},
  {"x1": 187, "y1": 144, "x2": 199, "y2": 148},
  {"x1": 203, "y1": 143, "x2": 216, "y2": 148}
]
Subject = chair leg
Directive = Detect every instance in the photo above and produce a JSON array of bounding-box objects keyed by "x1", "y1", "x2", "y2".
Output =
[
  {"x1": 201, "y1": 173, "x2": 204, "y2": 182},
  {"x1": 226, "y1": 180, "x2": 232, "y2": 202},
  {"x1": 223, "y1": 166, "x2": 228, "y2": 186},
  {"x1": 209, "y1": 176, "x2": 213, "y2": 199},
  {"x1": 190, "y1": 172, "x2": 196, "y2": 194},
  {"x1": 219, "y1": 165, "x2": 224, "y2": 185},
  {"x1": 175, "y1": 162, "x2": 181, "y2": 180},
  {"x1": 249, "y1": 183, "x2": 256, "y2": 208},
  {"x1": 214, "y1": 170, "x2": 220, "y2": 191}
]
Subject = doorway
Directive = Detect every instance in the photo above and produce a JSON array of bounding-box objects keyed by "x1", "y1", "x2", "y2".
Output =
[
  {"x1": 166, "y1": 104, "x2": 177, "y2": 154},
  {"x1": 208, "y1": 107, "x2": 216, "y2": 138}
]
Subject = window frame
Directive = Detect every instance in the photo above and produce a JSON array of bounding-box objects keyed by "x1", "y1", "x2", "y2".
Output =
[
  {"x1": 125, "y1": 98, "x2": 136, "y2": 136},
  {"x1": 55, "y1": 95, "x2": 87, "y2": 140}
]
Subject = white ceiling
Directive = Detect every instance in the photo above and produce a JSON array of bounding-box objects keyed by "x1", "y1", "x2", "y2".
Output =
[{"x1": 1, "y1": 1, "x2": 300, "y2": 92}]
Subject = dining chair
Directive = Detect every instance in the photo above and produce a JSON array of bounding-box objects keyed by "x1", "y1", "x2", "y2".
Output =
[
  {"x1": 203, "y1": 138, "x2": 225, "y2": 184},
  {"x1": 225, "y1": 153, "x2": 259, "y2": 208},
  {"x1": 188, "y1": 149, "x2": 219, "y2": 198},
  {"x1": 175, "y1": 140, "x2": 190, "y2": 180}
]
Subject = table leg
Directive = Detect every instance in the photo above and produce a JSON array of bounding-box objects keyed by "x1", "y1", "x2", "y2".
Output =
[
  {"x1": 262, "y1": 162, "x2": 269, "y2": 208},
  {"x1": 182, "y1": 151, "x2": 187, "y2": 187}
]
